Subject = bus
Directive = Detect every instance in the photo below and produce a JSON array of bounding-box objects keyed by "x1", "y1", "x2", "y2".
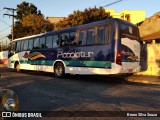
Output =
[{"x1": 8, "y1": 18, "x2": 142, "y2": 77}]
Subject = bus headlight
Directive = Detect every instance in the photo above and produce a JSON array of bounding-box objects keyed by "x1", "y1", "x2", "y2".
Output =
[{"x1": 4, "y1": 98, "x2": 16, "y2": 111}]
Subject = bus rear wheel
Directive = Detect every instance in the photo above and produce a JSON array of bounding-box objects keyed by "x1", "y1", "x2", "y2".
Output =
[
  {"x1": 15, "y1": 63, "x2": 21, "y2": 72},
  {"x1": 54, "y1": 62, "x2": 65, "y2": 78}
]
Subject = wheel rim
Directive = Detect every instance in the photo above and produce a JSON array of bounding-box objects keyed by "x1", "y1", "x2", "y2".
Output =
[
  {"x1": 56, "y1": 65, "x2": 63, "y2": 76},
  {"x1": 16, "y1": 64, "x2": 20, "y2": 72}
]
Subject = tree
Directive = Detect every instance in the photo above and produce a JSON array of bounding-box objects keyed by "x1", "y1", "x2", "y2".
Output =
[
  {"x1": 21, "y1": 14, "x2": 54, "y2": 35},
  {"x1": 8, "y1": 1, "x2": 54, "y2": 39},
  {"x1": 55, "y1": 6, "x2": 112, "y2": 30},
  {"x1": 16, "y1": 1, "x2": 42, "y2": 20}
]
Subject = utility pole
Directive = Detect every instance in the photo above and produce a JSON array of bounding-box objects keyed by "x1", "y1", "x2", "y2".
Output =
[
  {"x1": 1, "y1": 41, "x2": 3, "y2": 51},
  {"x1": 0, "y1": 42, "x2": 1, "y2": 51},
  {"x1": 3, "y1": 7, "x2": 16, "y2": 41}
]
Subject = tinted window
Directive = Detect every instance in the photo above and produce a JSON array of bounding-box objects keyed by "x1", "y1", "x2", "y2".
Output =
[
  {"x1": 46, "y1": 36, "x2": 53, "y2": 48},
  {"x1": 10, "y1": 42, "x2": 15, "y2": 54},
  {"x1": 53, "y1": 35, "x2": 59, "y2": 48},
  {"x1": 120, "y1": 24, "x2": 139, "y2": 39},
  {"x1": 60, "y1": 33, "x2": 69, "y2": 46},
  {"x1": 69, "y1": 32, "x2": 77, "y2": 45},
  {"x1": 70, "y1": 32, "x2": 76, "y2": 38},
  {"x1": 61, "y1": 33, "x2": 69, "y2": 41},
  {"x1": 21, "y1": 40, "x2": 24, "y2": 51},
  {"x1": 28, "y1": 39, "x2": 33, "y2": 50},
  {"x1": 87, "y1": 29, "x2": 94, "y2": 45},
  {"x1": 79, "y1": 30, "x2": 86, "y2": 45},
  {"x1": 105, "y1": 25, "x2": 110, "y2": 44},
  {"x1": 97, "y1": 27, "x2": 105, "y2": 44},
  {"x1": 23, "y1": 40, "x2": 28, "y2": 51},
  {"x1": 34, "y1": 38, "x2": 40, "y2": 49},
  {"x1": 16, "y1": 41, "x2": 21, "y2": 52},
  {"x1": 40, "y1": 37, "x2": 46, "y2": 48}
]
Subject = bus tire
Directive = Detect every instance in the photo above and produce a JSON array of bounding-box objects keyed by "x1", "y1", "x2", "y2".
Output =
[
  {"x1": 54, "y1": 62, "x2": 65, "y2": 78},
  {"x1": 15, "y1": 62, "x2": 21, "y2": 72}
]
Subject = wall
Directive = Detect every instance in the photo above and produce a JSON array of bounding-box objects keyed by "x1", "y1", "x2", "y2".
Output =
[
  {"x1": 0, "y1": 51, "x2": 8, "y2": 64},
  {"x1": 106, "y1": 9, "x2": 146, "y2": 24},
  {"x1": 136, "y1": 42, "x2": 160, "y2": 76}
]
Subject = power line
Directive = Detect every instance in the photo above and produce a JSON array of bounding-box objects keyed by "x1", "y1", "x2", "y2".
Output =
[
  {"x1": 0, "y1": 35, "x2": 8, "y2": 41},
  {"x1": 0, "y1": 26, "x2": 11, "y2": 32},
  {"x1": 103, "y1": 0, "x2": 123, "y2": 7},
  {"x1": 0, "y1": 18, "x2": 11, "y2": 26}
]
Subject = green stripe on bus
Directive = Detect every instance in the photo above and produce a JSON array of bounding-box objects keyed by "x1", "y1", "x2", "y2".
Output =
[
  {"x1": 19, "y1": 60, "x2": 54, "y2": 65},
  {"x1": 64, "y1": 61, "x2": 111, "y2": 68},
  {"x1": 12, "y1": 60, "x2": 111, "y2": 68},
  {"x1": 11, "y1": 60, "x2": 15, "y2": 63}
]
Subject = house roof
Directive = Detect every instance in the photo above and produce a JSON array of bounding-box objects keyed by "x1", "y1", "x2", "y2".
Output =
[
  {"x1": 46, "y1": 17, "x2": 65, "y2": 24},
  {"x1": 141, "y1": 31, "x2": 160, "y2": 41},
  {"x1": 139, "y1": 12, "x2": 160, "y2": 40}
]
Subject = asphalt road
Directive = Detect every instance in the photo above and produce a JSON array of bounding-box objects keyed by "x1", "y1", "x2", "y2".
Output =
[{"x1": 0, "y1": 67, "x2": 160, "y2": 120}]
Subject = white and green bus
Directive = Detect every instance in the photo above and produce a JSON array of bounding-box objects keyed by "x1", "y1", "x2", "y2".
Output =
[{"x1": 8, "y1": 18, "x2": 143, "y2": 77}]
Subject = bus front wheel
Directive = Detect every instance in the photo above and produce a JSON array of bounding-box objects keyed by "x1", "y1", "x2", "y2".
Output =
[{"x1": 54, "y1": 62, "x2": 65, "y2": 78}]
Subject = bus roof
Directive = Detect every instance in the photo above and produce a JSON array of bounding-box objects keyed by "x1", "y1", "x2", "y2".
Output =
[{"x1": 13, "y1": 18, "x2": 137, "y2": 42}]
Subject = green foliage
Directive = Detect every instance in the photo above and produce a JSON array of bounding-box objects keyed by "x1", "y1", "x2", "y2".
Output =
[
  {"x1": 8, "y1": 1, "x2": 54, "y2": 39},
  {"x1": 55, "y1": 6, "x2": 112, "y2": 30},
  {"x1": 21, "y1": 14, "x2": 54, "y2": 35},
  {"x1": 16, "y1": 1, "x2": 42, "y2": 20}
]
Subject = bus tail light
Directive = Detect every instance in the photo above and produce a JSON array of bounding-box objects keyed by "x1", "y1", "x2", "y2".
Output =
[{"x1": 116, "y1": 50, "x2": 122, "y2": 65}]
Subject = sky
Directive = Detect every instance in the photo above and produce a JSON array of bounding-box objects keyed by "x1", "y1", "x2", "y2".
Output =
[{"x1": 0, "y1": 0, "x2": 160, "y2": 44}]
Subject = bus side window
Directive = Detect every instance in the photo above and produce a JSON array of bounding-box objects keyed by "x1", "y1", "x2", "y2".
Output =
[
  {"x1": 39, "y1": 37, "x2": 46, "y2": 49},
  {"x1": 105, "y1": 25, "x2": 110, "y2": 44},
  {"x1": 33, "y1": 38, "x2": 40, "y2": 49},
  {"x1": 46, "y1": 36, "x2": 53, "y2": 48},
  {"x1": 53, "y1": 35, "x2": 59, "y2": 48},
  {"x1": 20, "y1": 40, "x2": 24, "y2": 51},
  {"x1": 16, "y1": 41, "x2": 21, "y2": 53},
  {"x1": 79, "y1": 30, "x2": 86, "y2": 45},
  {"x1": 87, "y1": 28, "x2": 95, "y2": 45},
  {"x1": 23, "y1": 40, "x2": 29, "y2": 51},
  {"x1": 97, "y1": 27, "x2": 105, "y2": 44},
  {"x1": 61, "y1": 33, "x2": 69, "y2": 46},
  {"x1": 28, "y1": 39, "x2": 33, "y2": 50},
  {"x1": 69, "y1": 32, "x2": 77, "y2": 46}
]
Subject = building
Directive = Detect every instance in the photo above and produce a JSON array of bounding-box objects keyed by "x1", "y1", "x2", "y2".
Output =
[
  {"x1": 105, "y1": 9, "x2": 146, "y2": 24},
  {"x1": 46, "y1": 17, "x2": 65, "y2": 24},
  {"x1": 137, "y1": 12, "x2": 160, "y2": 76}
]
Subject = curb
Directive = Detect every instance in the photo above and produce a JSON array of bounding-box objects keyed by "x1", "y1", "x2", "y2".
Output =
[{"x1": 126, "y1": 76, "x2": 160, "y2": 85}]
